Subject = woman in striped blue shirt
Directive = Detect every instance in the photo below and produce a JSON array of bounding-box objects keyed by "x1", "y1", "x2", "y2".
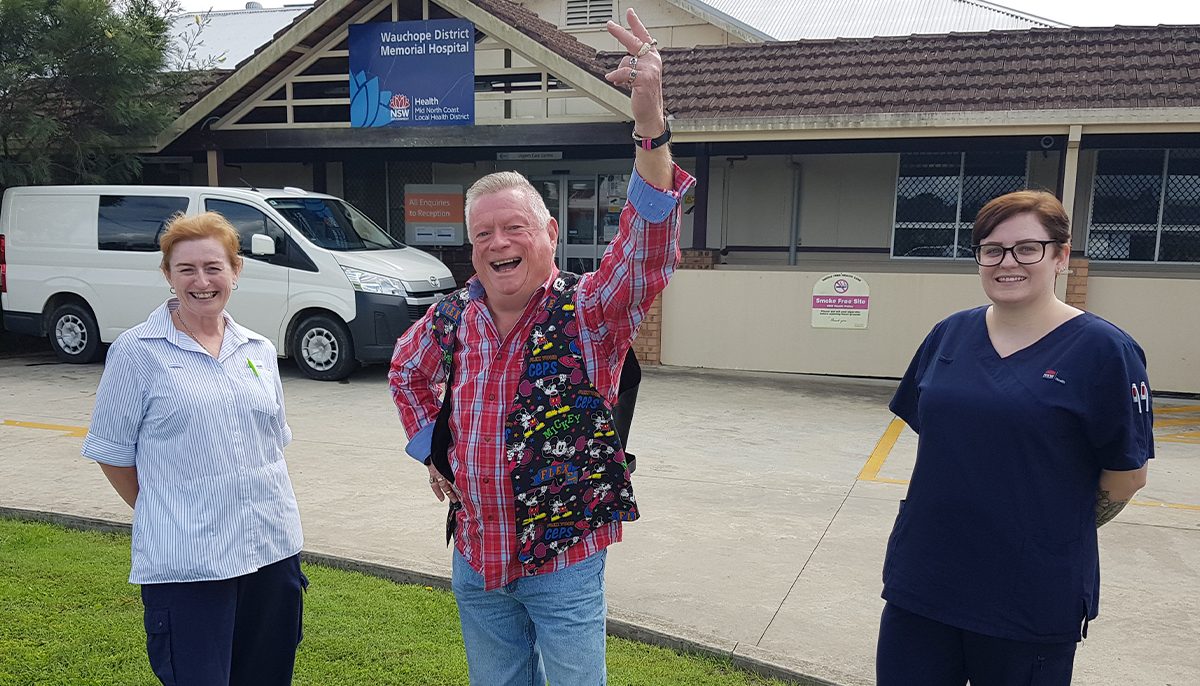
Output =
[{"x1": 83, "y1": 212, "x2": 306, "y2": 686}]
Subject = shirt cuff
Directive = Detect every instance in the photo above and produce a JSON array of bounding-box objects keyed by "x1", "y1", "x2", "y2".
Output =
[
  {"x1": 627, "y1": 164, "x2": 687, "y2": 223},
  {"x1": 81, "y1": 433, "x2": 137, "y2": 467},
  {"x1": 405, "y1": 422, "x2": 434, "y2": 463}
]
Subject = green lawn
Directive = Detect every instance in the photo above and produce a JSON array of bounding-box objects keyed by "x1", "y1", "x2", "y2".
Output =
[{"x1": 0, "y1": 519, "x2": 791, "y2": 685}]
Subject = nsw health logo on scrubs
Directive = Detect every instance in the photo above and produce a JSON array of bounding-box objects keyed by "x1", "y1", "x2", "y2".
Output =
[{"x1": 1042, "y1": 369, "x2": 1066, "y2": 384}]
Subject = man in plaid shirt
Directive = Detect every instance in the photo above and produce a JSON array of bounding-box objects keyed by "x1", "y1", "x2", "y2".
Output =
[{"x1": 389, "y1": 8, "x2": 694, "y2": 684}]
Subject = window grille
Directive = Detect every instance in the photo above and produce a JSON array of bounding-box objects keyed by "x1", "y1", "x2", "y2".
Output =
[
  {"x1": 1088, "y1": 149, "x2": 1200, "y2": 263},
  {"x1": 892, "y1": 151, "x2": 1027, "y2": 259}
]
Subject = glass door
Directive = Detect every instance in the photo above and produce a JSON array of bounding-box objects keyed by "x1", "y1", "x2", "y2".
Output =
[{"x1": 534, "y1": 175, "x2": 628, "y2": 274}]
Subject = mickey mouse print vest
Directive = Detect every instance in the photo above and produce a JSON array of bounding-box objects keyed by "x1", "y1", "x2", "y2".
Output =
[
  {"x1": 433, "y1": 272, "x2": 638, "y2": 575},
  {"x1": 507, "y1": 272, "x2": 638, "y2": 573}
]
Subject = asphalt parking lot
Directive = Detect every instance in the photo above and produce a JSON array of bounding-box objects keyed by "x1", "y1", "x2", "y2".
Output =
[{"x1": 1, "y1": 348, "x2": 1197, "y2": 685}]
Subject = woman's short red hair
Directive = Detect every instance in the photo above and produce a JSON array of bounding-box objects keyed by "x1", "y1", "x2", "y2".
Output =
[{"x1": 158, "y1": 212, "x2": 243, "y2": 273}]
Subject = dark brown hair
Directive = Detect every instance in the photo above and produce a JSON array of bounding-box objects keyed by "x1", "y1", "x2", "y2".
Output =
[{"x1": 972, "y1": 190, "x2": 1071, "y2": 246}]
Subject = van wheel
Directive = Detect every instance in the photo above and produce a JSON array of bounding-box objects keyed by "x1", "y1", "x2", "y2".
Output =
[
  {"x1": 49, "y1": 303, "x2": 102, "y2": 364},
  {"x1": 292, "y1": 314, "x2": 357, "y2": 381}
]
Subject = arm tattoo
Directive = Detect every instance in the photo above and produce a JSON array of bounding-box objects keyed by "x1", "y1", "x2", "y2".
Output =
[{"x1": 1095, "y1": 489, "x2": 1129, "y2": 528}]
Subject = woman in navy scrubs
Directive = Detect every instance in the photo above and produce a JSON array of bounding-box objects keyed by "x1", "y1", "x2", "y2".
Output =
[{"x1": 876, "y1": 191, "x2": 1153, "y2": 685}]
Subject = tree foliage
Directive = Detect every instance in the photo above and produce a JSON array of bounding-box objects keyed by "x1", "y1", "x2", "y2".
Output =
[{"x1": 0, "y1": 0, "x2": 197, "y2": 187}]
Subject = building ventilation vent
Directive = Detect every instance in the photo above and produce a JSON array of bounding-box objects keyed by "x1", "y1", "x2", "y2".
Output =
[{"x1": 565, "y1": 0, "x2": 614, "y2": 27}]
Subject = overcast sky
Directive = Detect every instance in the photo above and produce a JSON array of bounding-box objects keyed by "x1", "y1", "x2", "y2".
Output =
[{"x1": 180, "y1": 0, "x2": 1200, "y2": 28}]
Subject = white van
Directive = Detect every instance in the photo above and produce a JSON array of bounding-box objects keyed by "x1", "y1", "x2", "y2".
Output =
[{"x1": 0, "y1": 185, "x2": 456, "y2": 380}]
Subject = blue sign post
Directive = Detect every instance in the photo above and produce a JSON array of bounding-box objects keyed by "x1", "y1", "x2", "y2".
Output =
[{"x1": 348, "y1": 19, "x2": 475, "y2": 127}]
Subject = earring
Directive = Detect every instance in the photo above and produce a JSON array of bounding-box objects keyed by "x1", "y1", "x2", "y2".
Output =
[
  {"x1": 232, "y1": 282, "x2": 239, "y2": 291},
  {"x1": 170, "y1": 287, "x2": 176, "y2": 294}
]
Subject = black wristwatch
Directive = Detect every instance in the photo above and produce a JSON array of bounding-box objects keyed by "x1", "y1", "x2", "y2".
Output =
[{"x1": 632, "y1": 120, "x2": 671, "y2": 151}]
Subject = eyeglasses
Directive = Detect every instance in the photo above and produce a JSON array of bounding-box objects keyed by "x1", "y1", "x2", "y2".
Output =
[{"x1": 971, "y1": 240, "x2": 1060, "y2": 267}]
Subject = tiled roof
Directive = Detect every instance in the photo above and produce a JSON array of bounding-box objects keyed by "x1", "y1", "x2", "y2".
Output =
[
  {"x1": 654, "y1": 25, "x2": 1200, "y2": 119},
  {"x1": 677, "y1": 0, "x2": 1064, "y2": 41},
  {"x1": 174, "y1": 3, "x2": 1200, "y2": 136}
]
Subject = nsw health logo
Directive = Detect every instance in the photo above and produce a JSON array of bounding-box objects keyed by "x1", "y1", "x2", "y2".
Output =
[{"x1": 389, "y1": 94, "x2": 411, "y2": 121}]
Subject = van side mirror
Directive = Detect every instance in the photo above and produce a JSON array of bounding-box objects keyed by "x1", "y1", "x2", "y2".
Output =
[{"x1": 250, "y1": 233, "x2": 276, "y2": 256}]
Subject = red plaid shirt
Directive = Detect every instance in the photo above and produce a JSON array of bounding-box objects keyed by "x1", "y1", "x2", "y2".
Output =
[{"x1": 390, "y1": 164, "x2": 695, "y2": 590}]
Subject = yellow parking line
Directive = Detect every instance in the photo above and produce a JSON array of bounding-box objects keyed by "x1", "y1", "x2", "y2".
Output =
[
  {"x1": 1, "y1": 420, "x2": 88, "y2": 438},
  {"x1": 857, "y1": 418, "x2": 1199, "y2": 510},
  {"x1": 1158, "y1": 433, "x2": 1200, "y2": 444},
  {"x1": 858, "y1": 418, "x2": 905, "y2": 482},
  {"x1": 1153, "y1": 416, "x2": 1200, "y2": 428},
  {"x1": 1154, "y1": 405, "x2": 1200, "y2": 415},
  {"x1": 1130, "y1": 499, "x2": 1200, "y2": 512}
]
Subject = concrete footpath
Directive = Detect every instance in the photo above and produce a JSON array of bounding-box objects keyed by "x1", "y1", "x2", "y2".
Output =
[{"x1": 1, "y1": 352, "x2": 1197, "y2": 685}]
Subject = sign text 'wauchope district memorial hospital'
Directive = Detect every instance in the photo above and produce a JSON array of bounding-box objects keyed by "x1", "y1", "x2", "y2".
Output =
[{"x1": 348, "y1": 19, "x2": 475, "y2": 128}]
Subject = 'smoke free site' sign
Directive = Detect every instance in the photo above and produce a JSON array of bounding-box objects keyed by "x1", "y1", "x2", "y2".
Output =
[{"x1": 348, "y1": 19, "x2": 475, "y2": 127}]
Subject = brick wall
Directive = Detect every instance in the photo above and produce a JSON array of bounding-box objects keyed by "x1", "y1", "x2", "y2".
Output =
[
  {"x1": 679, "y1": 249, "x2": 719, "y2": 270},
  {"x1": 1065, "y1": 256, "x2": 1089, "y2": 309},
  {"x1": 631, "y1": 296, "x2": 662, "y2": 365}
]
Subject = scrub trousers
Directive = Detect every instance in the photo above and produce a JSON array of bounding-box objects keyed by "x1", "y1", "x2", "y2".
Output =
[
  {"x1": 139, "y1": 554, "x2": 308, "y2": 686},
  {"x1": 876, "y1": 603, "x2": 1077, "y2": 686}
]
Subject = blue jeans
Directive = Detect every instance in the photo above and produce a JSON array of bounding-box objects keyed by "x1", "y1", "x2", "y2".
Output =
[{"x1": 452, "y1": 548, "x2": 608, "y2": 686}]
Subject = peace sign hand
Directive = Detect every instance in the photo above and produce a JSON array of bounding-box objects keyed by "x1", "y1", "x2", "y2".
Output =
[{"x1": 605, "y1": 9, "x2": 666, "y2": 139}]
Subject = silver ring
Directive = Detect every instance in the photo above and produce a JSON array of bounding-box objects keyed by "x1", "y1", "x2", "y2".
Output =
[
  {"x1": 628, "y1": 56, "x2": 637, "y2": 67},
  {"x1": 628, "y1": 69, "x2": 638, "y2": 82},
  {"x1": 428, "y1": 476, "x2": 436, "y2": 484},
  {"x1": 436, "y1": 476, "x2": 446, "y2": 482}
]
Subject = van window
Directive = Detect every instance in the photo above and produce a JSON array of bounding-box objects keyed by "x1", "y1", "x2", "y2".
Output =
[
  {"x1": 267, "y1": 197, "x2": 403, "y2": 251},
  {"x1": 205, "y1": 199, "x2": 288, "y2": 257},
  {"x1": 98, "y1": 195, "x2": 189, "y2": 251}
]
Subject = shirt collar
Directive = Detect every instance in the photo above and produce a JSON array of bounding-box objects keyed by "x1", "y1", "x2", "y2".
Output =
[{"x1": 137, "y1": 299, "x2": 263, "y2": 347}]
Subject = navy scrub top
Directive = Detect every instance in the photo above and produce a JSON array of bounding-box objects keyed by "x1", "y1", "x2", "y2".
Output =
[{"x1": 883, "y1": 306, "x2": 1154, "y2": 643}]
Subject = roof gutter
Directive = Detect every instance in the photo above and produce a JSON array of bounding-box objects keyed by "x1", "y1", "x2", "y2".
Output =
[{"x1": 671, "y1": 107, "x2": 1200, "y2": 141}]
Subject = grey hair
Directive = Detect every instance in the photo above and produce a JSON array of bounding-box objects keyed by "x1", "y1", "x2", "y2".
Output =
[{"x1": 464, "y1": 171, "x2": 552, "y2": 241}]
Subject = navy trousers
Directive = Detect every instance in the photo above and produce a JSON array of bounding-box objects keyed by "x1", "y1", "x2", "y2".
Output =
[
  {"x1": 140, "y1": 554, "x2": 307, "y2": 686},
  {"x1": 876, "y1": 603, "x2": 1076, "y2": 686}
]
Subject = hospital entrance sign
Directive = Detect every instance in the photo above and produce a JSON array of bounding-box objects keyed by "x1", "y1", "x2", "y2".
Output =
[{"x1": 348, "y1": 19, "x2": 475, "y2": 127}]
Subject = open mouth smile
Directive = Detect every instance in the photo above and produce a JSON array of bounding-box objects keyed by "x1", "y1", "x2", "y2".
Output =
[{"x1": 491, "y1": 258, "x2": 521, "y2": 273}]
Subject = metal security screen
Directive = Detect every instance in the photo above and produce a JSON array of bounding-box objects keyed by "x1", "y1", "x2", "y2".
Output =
[
  {"x1": 341, "y1": 159, "x2": 434, "y2": 241},
  {"x1": 1088, "y1": 149, "x2": 1200, "y2": 263},
  {"x1": 893, "y1": 151, "x2": 1027, "y2": 259}
]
